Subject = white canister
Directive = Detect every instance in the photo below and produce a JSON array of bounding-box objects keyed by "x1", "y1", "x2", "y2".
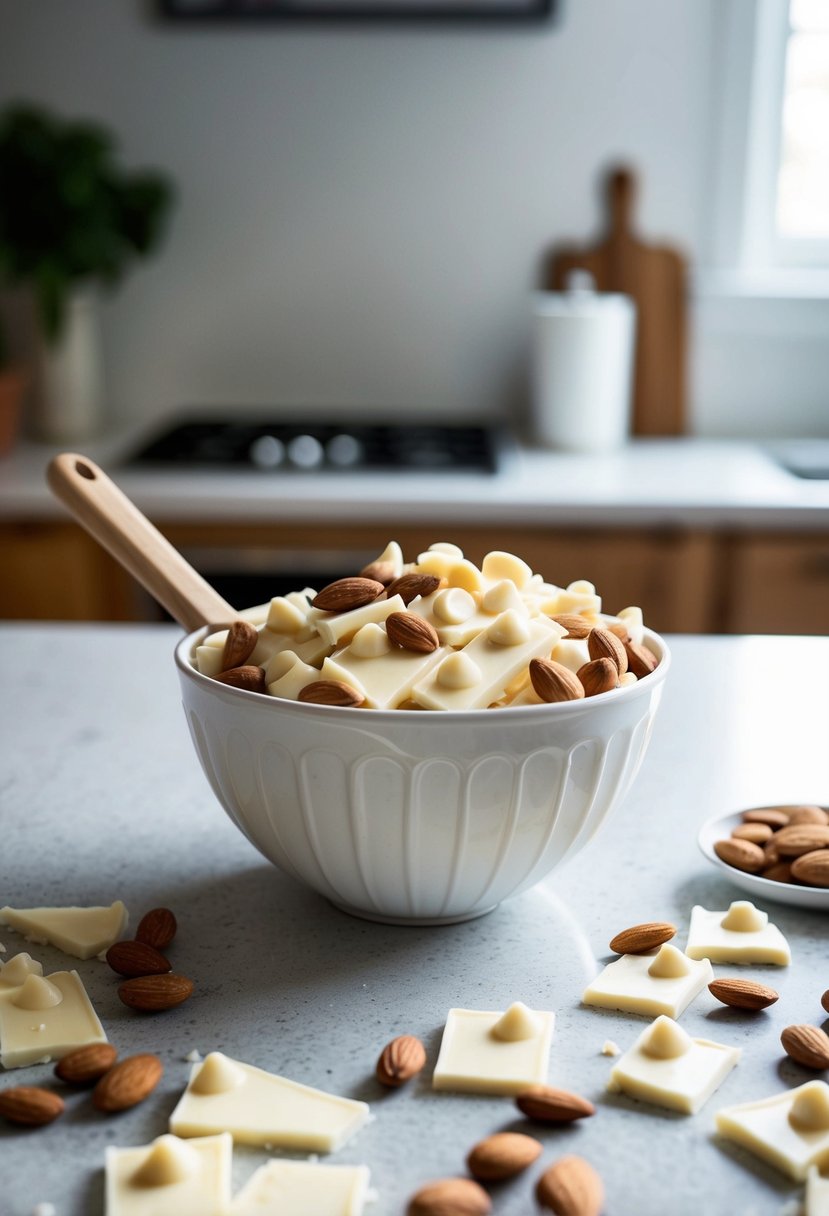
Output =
[{"x1": 531, "y1": 272, "x2": 636, "y2": 453}]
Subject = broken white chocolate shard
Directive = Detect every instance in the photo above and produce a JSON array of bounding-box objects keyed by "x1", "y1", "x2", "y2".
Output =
[
  {"x1": 433, "y1": 587, "x2": 477, "y2": 625},
  {"x1": 320, "y1": 639, "x2": 445, "y2": 710},
  {"x1": 601, "y1": 1040, "x2": 621, "y2": 1057},
  {"x1": 720, "y1": 900, "x2": 768, "y2": 932},
  {"x1": 807, "y1": 1165, "x2": 829, "y2": 1216},
  {"x1": 715, "y1": 1082, "x2": 829, "y2": 1181},
  {"x1": 685, "y1": 903, "x2": 791, "y2": 965},
  {"x1": 0, "y1": 901, "x2": 128, "y2": 961},
  {"x1": 0, "y1": 952, "x2": 43, "y2": 986},
  {"x1": 191, "y1": 1051, "x2": 246, "y2": 1095},
  {"x1": 169, "y1": 1052, "x2": 370, "y2": 1151},
  {"x1": 250, "y1": 625, "x2": 330, "y2": 669},
  {"x1": 432, "y1": 1005, "x2": 555, "y2": 1095},
  {"x1": 105, "y1": 1132, "x2": 232, "y2": 1216},
  {"x1": 582, "y1": 949, "x2": 712, "y2": 1019},
  {"x1": 481, "y1": 551, "x2": 533, "y2": 589},
  {"x1": 0, "y1": 969, "x2": 107, "y2": 1068},
  {"x1": 230, "y1": 1160, "x2": 371, "y2": 1216},
  {"x1": 316, "y1": 594, "x2": 405, "y2": 648},
  {"x1": 265, "y1": 651, "x2": 321, "y2": 701},
  {"x1": 491, "y1": 1002, "x2": 540, "y2": 1042},
  {"x1": 608, "y1": 1017, "x2": 739, "y2": 1114}
]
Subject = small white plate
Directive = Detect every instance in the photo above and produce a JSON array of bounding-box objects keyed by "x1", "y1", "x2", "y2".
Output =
[{"x1": 697, "y1": 811, "x2": 829, "y2": 912}]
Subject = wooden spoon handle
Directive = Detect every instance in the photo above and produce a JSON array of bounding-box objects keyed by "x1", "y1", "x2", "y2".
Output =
[{"x1": 47, "y1": 452, "x2": 236, "y2": 632}]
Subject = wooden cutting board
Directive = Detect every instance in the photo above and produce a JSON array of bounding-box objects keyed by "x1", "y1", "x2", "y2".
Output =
[{"x1": 545, "y1": 167, "x2": 688, "y2": 436}]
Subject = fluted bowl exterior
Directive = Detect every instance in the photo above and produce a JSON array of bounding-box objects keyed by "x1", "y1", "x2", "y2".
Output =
[{"x1": 175, "y1": 629, "x2": 670, "y2": 924}]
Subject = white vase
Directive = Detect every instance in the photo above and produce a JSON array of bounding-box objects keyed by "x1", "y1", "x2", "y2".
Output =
[{"x1": 31, "y1": 291, "x2": 105, "y2": 444}]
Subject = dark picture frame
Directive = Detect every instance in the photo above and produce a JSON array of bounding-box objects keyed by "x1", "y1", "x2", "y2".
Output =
[{"x1": 160, "y1": 0, "x2": 554, "y2": 23}]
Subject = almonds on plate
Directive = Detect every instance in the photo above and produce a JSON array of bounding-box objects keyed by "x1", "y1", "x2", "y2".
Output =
[
  {"x1": 530, "y1": 658, "x2": 585, "y2": 703},
  {"x1": 787, "y1": 805, "x2": 829, "y2": 826},
  {"x1": 220, "y1": 619, "x2": 258, "y2": 671},
  {"x1": 376, "y1": 1034, "x2": 427, "y2": 1087},
  {"x1": 93, "y1": 1053, "x2": 163, "y2": 1112},
  {"x1": 761, "y1": 862, "x2": 793, "y2": 883},
  {"x1": 742, "y1": 807, "x2": 791, "y2": 827},
  {"x1": 360, "y1": 559, "x2": 397, "y2": 586},
  {"x1": 54, "y1": 1042, "x2": 118, "y2": 1085},
  {"x1": 791, "y1": 850, "x2": 829, "y2": 887},
  {"x1": 312, "y1": 577, "x2": 384, "y2": 613},
  {"x1": 731, "y1": 823, "x2": 773, "y2": 844},
  {"x1": 466, "y1": 1131, "x2": 542, "y2": 1181},
  {"x1": 385, "y1": 572, "x2": 442, "y2": 606},
  {"x1": 821, "y1": 989, "x2": 829, "y2": 1015},
  {"x1": 780, "y1": 1024, "x2": 829, "y2": 1069},
  {"x1": 624, "y1": 640, "x2": 658, "y2": 678},
  {"x1": 609, "y1": 921, "x2": 677, "y2": 955},
  {"x1": 515, "y1": 1084, "x2": 595, "y2": 1123},
  {"x1": 0, "y1": 1086, "x2": 64, "y2": 1126},
  {"x1": 106, "y1": 940, "x2": 171, "y2": 978},
  {"x1": 407, "y1": 1178, "x2": 491, "y2": 1216},
  {"x1": 214, "y1": 665, "x2": 266, "y2": 693},
  {"x1": 587, "y1": 627, "x2": 628, "y2": 675},
  {"x1": 536, "y1": 1155, "x2": 604, "y2": 1216},
  {"x1": 386, "y1": 611, "x2": 440, "y2": 654},
  {"x1": 550, "y1": 614, "x2": 592, "y2": 640},
  {"x1": 708, "y1": 978, "x2": 779, "y2": 1010},
  {"x1": 118, "y1": 973, "x2": 194, "y2": 1012},
  {"x1": 577, "y1": 658, "x2": 619, "y2": 697},
  {"x1": 135, "y1": 907, "x2": 177, "y2": 951},
  {"x1": 298, "y1": 680, "x2": 365, "y2": 708},
  {"x1": 713, "y1": 837, "x2": 765, "y2": 873},
  {"x1": 773, "y1": 825, "x2": 829, "y2": 857}
]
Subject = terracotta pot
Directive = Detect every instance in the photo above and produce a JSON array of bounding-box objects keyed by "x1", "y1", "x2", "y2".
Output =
[{"x1": 0, "y1": 367, "x2": 26, "y2": 456}]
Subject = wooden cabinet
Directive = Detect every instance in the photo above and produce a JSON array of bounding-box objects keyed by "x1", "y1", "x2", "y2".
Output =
[{"x1": 720, "y1": 533, "x2": 829, "y2": 635}]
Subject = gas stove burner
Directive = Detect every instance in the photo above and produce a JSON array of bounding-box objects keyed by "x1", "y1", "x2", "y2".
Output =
[{"x1": 127, "y1": 417, "x2": 502, "y2": 474}]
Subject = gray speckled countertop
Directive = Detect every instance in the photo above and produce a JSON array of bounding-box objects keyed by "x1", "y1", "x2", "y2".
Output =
[{"x1": 1, "y1": 626, "x2": 828, "y2": 1216}]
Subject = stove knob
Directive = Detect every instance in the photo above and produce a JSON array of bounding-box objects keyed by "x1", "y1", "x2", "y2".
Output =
[
  {"x1": 287, "y1": 434, "x2": 325, "y2": 469},
  {"x1": 326, "y1": 433, "x2": 363, "y2": 468},
  {"x1": 249, "y1": 434, "x2": 285, "y2": 469}
]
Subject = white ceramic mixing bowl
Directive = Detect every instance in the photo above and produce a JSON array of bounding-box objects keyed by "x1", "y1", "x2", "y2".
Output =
[{"x1": 175, "y1": 628, "x2": 670, "y2": 924}]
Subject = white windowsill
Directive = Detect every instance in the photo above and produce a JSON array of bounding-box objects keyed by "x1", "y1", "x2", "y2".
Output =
[{"x1": 693, "y1": 267, "x2": 829, "y2": 302}]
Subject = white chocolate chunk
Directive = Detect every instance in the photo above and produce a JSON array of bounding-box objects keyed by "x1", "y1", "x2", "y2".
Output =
[
  {"x1": 0, "y1": 901, "x2": 128, "y2": 960},
  {"x1": 169, "y1": 1052, "x2": 370, "y2": 1151},
  {"x1": 0, "y1": 969, "x2": 107, "y2": 1068},
  {"x1": 481, "y1": 551, "x2": 533, "y2": 589},
  {"x1": 433, "y1": 587, "x2": 476, "y2": 625},
  {"x1": 230, "y1": 1160, "x2": 371, "y2": 1216},
  {"x1": 316, "y1": 594, "x2": 405, "y2": 647},
  {"x1": 436, "y1": 653, "x2": 481, "y2": 690},
  {"x1": 446, "y1": 559, "x2": 484, "y2": 594},
  {"x1": 0, "y1": 952, "x2": 43, "y2": 986},
  {"x1": 720, "y1": 900, "x2": 767, "y2": 932},
  {"x1": 191, "y1": 1051, "x2": 245, "y2": 1095},
  {"x1": 415, "y1": 551, "x2": 456, "y2": 578},
  {"x1": 105, "y1": 1133, "x2": 232, "y2": 1216},
  {"x1": 790, "y1": 1084, "x2": 829, "y2": 1132},
  {"x1": 195, "y1": 645, "x2": 224, "y2": 678},
  {"x1": 482, "y1": 579, "x2": 525, "y2": 616},
  {"x1": 807, "y1": 1165, "x2": 829, "y2": 1216},
  {"x1": 349, "y1": 623, "x2": 391, "y2": 658},
  {"x1": 487, "y1": 609, "x2": 531, "y2": 646},
  {"x1": 549, "y1": 638, "x2": 590, "y2": 674},
  {"x1": 685, "y1": 903, "x2": 791, "y2": 965},
  {"x1": 428, "y1": 542, "x2": 464, "y2": 557},
  {"x1": 320, "y1": 640, "x2": 446, "y2": 710},
  {"x1": 555, "y1": 582, "x2": 602, "y2": 615},
  {"x1": 266, "y1": 597, "x2": 307, "y2": 635},
  {"x1": 265, "y1": 651, "x2": 322, "y2": 701},
  {"x1": 433, "y1": 1005, "x2": 555, "y2": 1095},
  {"x1": 491, "y1": 1002, "x2": 540, "y2": 1042},
  {"x1": 608, "y1": 1017, "x2": 739, "y2": 1114},
  {"x1": 619, "y1": 672, "x2": 638, "y2": 687},
  {"x1": 407, "y1": 592, "x2": 507, "y2": 649},
  {"x1": 370, "y1": 541, "x2": 405, "y2": 577},
  {"x1": 202, "y1": 628, "x2": 229, "y2": 650},
  {"x1": 601, "y1": 1040, "x2": 621, "y2": 1057},
  {"x1": 12, "y1": 975, "x2": 62, "y2": 1010},
  {"x1": 716, "y1": 1082, "x2": 829, "y2": 1181},
  {"x1": 582, "y1": 949, "x2": 713, "y2": 1019},
  {"x1": 647, "y1": 944, "x2": 691, "y2": 979},
  {"x1": 618, "y1": 606, "x2": 644, "y2": 646}
]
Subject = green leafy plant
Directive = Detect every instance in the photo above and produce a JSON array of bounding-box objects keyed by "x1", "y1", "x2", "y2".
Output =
[{"x1": 0, "y1": 103, "x2": 174, "y2": 362}]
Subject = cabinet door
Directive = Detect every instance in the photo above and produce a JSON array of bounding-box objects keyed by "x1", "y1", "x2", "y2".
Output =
[
  {"x1": 724, "y1": 534, "x2": 829, "y2": 635},
  {"x1": 0, "y1": 523, "x2": 139, "y2": 620}
]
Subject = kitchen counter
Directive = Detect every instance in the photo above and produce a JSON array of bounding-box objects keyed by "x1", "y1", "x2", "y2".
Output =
[{"x1": 1, "y1": 625, "x2": 828, "y2": 1215}]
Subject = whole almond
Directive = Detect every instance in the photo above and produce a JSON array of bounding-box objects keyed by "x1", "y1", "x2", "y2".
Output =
[
  {"x1": 298, "y1": 680, "x2": 365, "y2": 708},
  {"x1": 550, "y1": 614, "x2": 592, "y2": 639},
  {"x1": 407, "y1": 1178, "x2": 491, "y2": 1216},
  {"x1": 386, "y1": 572, "x2": 442, "y2": 606},
  {"x1": 0, "y1": 1086, "x2": 64, "y2": 1126},
  {"x1": 106, "y1": 940, "x2": 171, "y2": 978},
  {"x1": 376, "y1": 1034, "x2": 427, "y2": 1087},
  {"x1": 136, "y1": 907, "x2": 177, "y2": 951},
  {"x1": 609, "y1": 921, "x2": 677, "y2": 955},
  {"x1": 466, "y1": 1131, "x2": 542, "y2": 1181},
  {"x1": 787, "y1": 805, "x2": 829, "y2": 826},
  {"x1": 708, "y1": 978, "x2": 779, "y2": 1010},
  {"x1": 220, "y1": 619, "x2": 258, "y2": 671},
  {"x1": 780, "y1": 1024, "x2": 829, "y2": 1069},
  {"x1": 713, "y1": 837, "x2": 765, "y2": 873},
  {"x1": 93, "y1": 1053, "x2": 163, "y2": 1111},
  {"x1": 312, "y1": 577, "x2": 384, "y2": 613},
  {"x1": 821, "y1": 989, "x2": 829, "y2": 1015},
  {"x1": 742, "y1": 807, "x2": 791, "y2": 827},
  {"x1": 386, "y1": 611, "x2": 440, "y2": 654},
  {"x1": 360, "y1": 559, "x2": 397, "y2": 586},
  {"x1": 515, "y1": 1084, "x2": 595, "y2": 1123},
  {"x1": 530, "y1": 658, "x2": 585, "y2": 703},
  {"x1": 118, "y1": 973, "x2": 194, "y2": 1012},
  {"x1": 731, "y1": 823, "x2": 773, "y2": 844},
  {"x1": 214, "y1": 665, "x2": 266, "y2": 693},
  {"x1": 761, "y1": 861, "x2": 793, "y2": 883},
  {"x1": 791, "y1": 850, "x2": 829, "y2": 887},
  {"x1": 773, "y1": 825, "x2": 829, "y2": 857},
  {"x1": 536, "y1": 1155, "x2": 604, "y2": 1216},
  {"x1": 624, "y1": 640, "x2": 658, "y2": 678},
  {"x1": 577, "y1": 658, "x2": 619, "y2": 697},
  {"x1": 55, "y1": 1042, "x2": 118, "y2": 1085},
  {"x1": 587, "y1": 627, "x2": 628, "y2": 675}
]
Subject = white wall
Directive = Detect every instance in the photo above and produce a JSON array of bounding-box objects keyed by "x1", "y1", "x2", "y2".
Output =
[{"x1": 1, "y1": 0, "x2": 826, "y2": 437}]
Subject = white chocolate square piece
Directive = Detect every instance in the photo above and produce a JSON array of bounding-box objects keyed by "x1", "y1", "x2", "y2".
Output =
[
  {"x1": 0, "y1": 901, "x2": 128, "y2": 960},
  {"x1": 582, "y1": 945, "x2": 713, "y2": 1019},
  {"x1": 169, "y1": 1052, "x2": 370, "y2": 1151},
  {"x1": 0, "y1": 964, "x2": 107, "y2": 1068},
  {"x1": 807, "y1": 1165, "x2": 829, "y2": 1216},
  {"x1": 685, "y1": 901, "x2": 791, "y2": 966},
  {"x1": 315, "y1": 594, "x2": 406, "y2": 648},
  {"x1": 432, "y1": 1002, "x2": 555, "y2": 1096},
  {"x1": 715, "y1": 1081, "x2": 829, "y2": 1181},
  {"x1": 230, "y1": 1160, "x2": 371, "y2": 1216},
  {"x1": 105, "y1": 1133, "x2": 232, "y2": 1216},
  {"x1": 607, "y1": 1015, "x2": 740, "y2": 1114},
  {"x1": 321, "y1": 634, "x2": 446, "y2": 709}
]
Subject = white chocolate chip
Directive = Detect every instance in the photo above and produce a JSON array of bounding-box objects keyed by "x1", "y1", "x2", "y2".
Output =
[
  {"x1": 428, "y1": 542, "x2": 464, "y2": 557},
  {"x1": 640, "y1": 1016, "x2": 692, "y2": 1060},
  {"x1": 437, "y1": 653, "x2": 482, "y2": 690},
  {"x1": 433, "y1": 588, "x2": 476, "y2": 625},
  {"x1": 481, "y1": 550, "x2": 534, "y2": 589},
  {"x1": 266, "y1": 597, "x2": 307, "y2": 635},
  {"x1": 482, "y1": 579, "x2": 525, "y2": 616},
  {"x1": 446, "y1": 559, "x2": 484, "y2": 594},
  {"x1": 416, "y1": 550, "x2": 456, "y2": 578},
  {"x1": 720, "y1": 901, "x2": 768, "y2": 933},
  {"x1": 195, "y1": 645, "x2": 224, "y2": 678},
  {"x1": 491, "y1": 1002, "x2": 541, "y2": 1042},
  {"x1": 350, "y1": 622, "x2": 392, "y2": 659},
  {"x1": 647, "y1": 944, "x2": 691, "y2": 979},
  {"x1": 618, "y1": 605, "x2": 645, "y2": 646},
  {"x1": 487, "y1": 610, "x2": 531, "y2": 647}
]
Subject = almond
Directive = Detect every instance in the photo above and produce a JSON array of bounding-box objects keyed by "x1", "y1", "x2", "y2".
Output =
[
  {"x1": 106, "y1": 940, "x2": 172, "y2": 978},
  {"x1": 791, "y1": 850, "x2": 829, "y2": 887},
  {"x1": 54, "y1": 1042, "x2": 118, "y2": 1085},
  {"x1": 515, "y1": 1084, "x2": 595, "y2": 1123},
  {"x1": 821, "y1": 989, "x2": 829, "y2": 1015},
  {"x1": 298, "y1": 680, "x2": 365, "y2": 708},
  {"x1": 530, "y1": 658, "x2": 585, "y2": 703},
  {"x1": 780, "y1": 1024, "x2": 829, "y2": 1069},
  {"x1": 587, "y1": 627, "x2": 628, "y2": 674},
  {"x1": 220, "y1": 619, "x2": 258, "y2": 670},
  {"x1": 386, "y1": 611, "x2": 440, "y2": 654},
  {"x1": 761, "y1": 861, "x2": 793, "y2": 883},
  {"x1": 386, "y1": 572, "x2": 442, "y2": 606},
  {"x1": 624, "y1": 640, "x2": 658, "y2": 678},
  {"x1": 376, "y1": 1034, "x2": 427, "y2": 1087},
  {"x1": 0, "y1": 1086, "x2": 64, "y2": 1126},
  {"x1": 536, "y1": 1155, "x2": 604, "y2": 1216},
  {"x1": 609, "y1": 921, "x2": 677, "y2": 955},
  {"x1": 731, "y1": 823, "x2": 773, "y2": 844},
  {"x1": 708, "y1": 978, "x2": 779, "y2": 1010},
  {"x1": 214, "y1": 665, "x2": 266, "y2": 693},
  {"x1": 550, "y1": 614, "x2": 592, "y2": 640},
  {"x1": 118, "y1": 973, "x2": 194, "y2": 1012},
  {"x1": 359, "y1": 559, "x2": 397, "y2": 586},
  {"x1": 787, "y1": 805, "x2": 829, "y2": 826},
  {"x1": 406, "y1": 1178, "x2": 491, "y2": 1216},
  {"x1": 713, "y1": 837, "x2": 765, "y2": 873},
  {"x1": 312, "y1": 577, "x2": 384, "y2": 613},
  {"x1": 774, "y1": 825, "x2": 829, "y2": 856},
  {"x1": 135, "y1": 907, "x2": 177, "y2": 951},
  {"x1": 742, "y1": 807, "x2": 791, "y2": 827},
  {"x1": 92, "y1": 1053, "x2": 163, "y2": 1111},
  {"x1": 577, "y1": 658, "x2": 619, "y2": 697},
  {"x1": 466, "y1": 1131, "x2": 542, "y2": 1181}
]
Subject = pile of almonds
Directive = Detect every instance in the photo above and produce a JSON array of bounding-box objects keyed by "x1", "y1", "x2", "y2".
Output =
[
  {"x1": 0, "y1": 1046, "x2": 164, "y2": 1128},
  {"x1": 106, "y1": 906, "x2": 194, "y2": 1012},
  {"x1": 713, "y1": 804, "x2": 829, "y2": 888}
]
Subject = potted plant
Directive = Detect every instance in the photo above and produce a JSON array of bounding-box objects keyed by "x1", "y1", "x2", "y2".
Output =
[{"x1": 0, "y1": 103, "x2": 174, "y2": 443}]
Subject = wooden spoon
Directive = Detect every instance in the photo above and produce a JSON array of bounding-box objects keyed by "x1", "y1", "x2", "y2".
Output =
[{"x1": 47, "y1": 452, "x2": 236, "y2": 632}]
